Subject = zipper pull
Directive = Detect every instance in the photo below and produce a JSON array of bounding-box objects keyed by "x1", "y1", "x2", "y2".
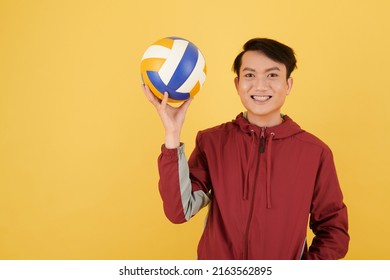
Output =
[{"x1": 259, "y1": 127, "x2": 266, "y2": 153}]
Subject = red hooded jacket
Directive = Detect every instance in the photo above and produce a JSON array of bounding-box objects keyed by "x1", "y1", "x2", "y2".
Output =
[{"x1": 158, "y1": 113, "x2": 349, "y2": 259}]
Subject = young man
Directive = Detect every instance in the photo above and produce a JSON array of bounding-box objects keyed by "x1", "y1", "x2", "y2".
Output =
[{"x1": 143, "y1": 38, "x2": 349, "y2": 259}]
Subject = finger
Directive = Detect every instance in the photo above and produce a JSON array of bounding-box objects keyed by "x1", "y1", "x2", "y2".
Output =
[
  {"x1": 141, "y1": 84, "x2": 152, "y2": 100},
  {"x1": 179, "y1": 97, "x2": 193, "y2": 112},
  {"x1": 160, "y1": 91, "x2": 169, "y2": 110},
  {"x1": 142, "y1": 84, "x2": 154, "y2": 101},
  {"x1": 142, "y1": 84, "x2": 160, "y2": 107}
]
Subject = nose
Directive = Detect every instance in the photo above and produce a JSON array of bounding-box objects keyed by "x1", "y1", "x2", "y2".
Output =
[{"x1": 253, "y1": 76, "x2": 269, "y2": 91}]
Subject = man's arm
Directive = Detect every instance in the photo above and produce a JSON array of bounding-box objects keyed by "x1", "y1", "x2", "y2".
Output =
[
  {"x1": 142, "y1": 85, "x2": 210, "y2": 223},
  {"x1": 158, "y1": 143, "x2": 210, "y2": 224},
  {"x1": 303, "y1": 149, "x2": 350, "y2": 260}
]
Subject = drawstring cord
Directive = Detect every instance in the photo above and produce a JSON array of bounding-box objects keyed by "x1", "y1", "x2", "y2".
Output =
[
  {"x1": 266, "y1": 133, "x2": 275, "y2": 209},
  {"x1": 243, "y1": 130, "x2": 256, "y2": 200},
  {"x1": 242, "y1": 129, "x2": 275, "y2": 208}
]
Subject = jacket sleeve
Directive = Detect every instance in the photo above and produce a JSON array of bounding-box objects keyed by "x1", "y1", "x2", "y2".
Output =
[
  {"x1": 303, "y1": 148, "x2": 350, "y2": 260},
  {"x1": 157, "y1": 142, "x2": 211, "y2": 224}
]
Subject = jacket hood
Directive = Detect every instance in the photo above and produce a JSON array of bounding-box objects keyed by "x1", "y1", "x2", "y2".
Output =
[{"x1": 233, "y1": 112, "x2": 304, "y2": 139}]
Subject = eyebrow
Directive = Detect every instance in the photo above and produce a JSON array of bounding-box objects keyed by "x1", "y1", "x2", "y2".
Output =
[{"x1": 242, "y1": 66, "x2": 281, "y2": 72}]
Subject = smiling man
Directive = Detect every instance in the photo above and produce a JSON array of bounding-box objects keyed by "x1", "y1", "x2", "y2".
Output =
[
  {"x1": 143, "y1": 38, "x2": 350, "y2": 260},
  {"x1": 233, "y1": 46, "x2": 293, "y2": 128}
]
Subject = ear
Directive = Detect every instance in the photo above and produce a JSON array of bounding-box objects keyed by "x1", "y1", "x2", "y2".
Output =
[
  {"x1": 286, "y1": 77, "x2": 293, "y2": 95},
  {"x1": 234, "y1": 76, "x2": 239, "y2": 91}
]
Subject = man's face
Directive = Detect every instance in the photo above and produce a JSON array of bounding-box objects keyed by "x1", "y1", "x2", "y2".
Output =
[{"x1": 234, "y1": 50, "x2": 293, "y2": 127}]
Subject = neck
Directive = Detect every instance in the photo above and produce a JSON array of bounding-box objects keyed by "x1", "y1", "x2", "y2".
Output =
[{"x1": 244, "y1": 111, "x2": 284, "y2": 128}]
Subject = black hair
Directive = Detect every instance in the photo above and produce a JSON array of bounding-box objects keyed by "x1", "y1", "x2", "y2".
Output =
[{"x1": 232, "y1": 38, "x2": 297, "y2": 79}]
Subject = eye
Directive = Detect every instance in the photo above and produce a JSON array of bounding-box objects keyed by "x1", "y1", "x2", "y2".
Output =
[
  {"x1": 244, "y1": 73, "x2": 255, "y2": 78},
  {"x1": 267, "y1": 73, "x2": 279, "y2": 78}
]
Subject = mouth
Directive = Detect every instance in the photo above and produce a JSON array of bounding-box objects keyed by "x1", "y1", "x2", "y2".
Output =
[{"x1": 251, "y1": 95, "x2": 272, "y2": 102}]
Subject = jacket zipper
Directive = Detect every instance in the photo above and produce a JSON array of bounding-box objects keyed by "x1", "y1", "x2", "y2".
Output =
[
  {"x1": 244, "y1": 127, "x2": 266, "y2": 259},
  {"x1": 259, "y1": 127, "x2": 266, "y2": 153}
]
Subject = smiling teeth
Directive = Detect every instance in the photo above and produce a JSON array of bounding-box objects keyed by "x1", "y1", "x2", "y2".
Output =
[{"x1": 252, "y1": 95, "x2": 271, "y2": 101}]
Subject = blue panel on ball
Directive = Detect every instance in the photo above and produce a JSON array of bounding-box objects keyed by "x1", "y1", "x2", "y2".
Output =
[
  {"x1": 167, "y1": 41, "x2": 199, "y2": 90},
  {"x1": 147, "y1": 71, "x2": 190, "y2": 100}
]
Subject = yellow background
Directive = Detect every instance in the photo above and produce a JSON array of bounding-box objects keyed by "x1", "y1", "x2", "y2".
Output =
[{"x1": 1, "y1": 0, "x2": 389, "y2": 260}]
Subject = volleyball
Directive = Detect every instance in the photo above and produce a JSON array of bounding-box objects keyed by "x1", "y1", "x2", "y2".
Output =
[{"x1": 140, "y1": 37, "x2": 207, "y2": 102}]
